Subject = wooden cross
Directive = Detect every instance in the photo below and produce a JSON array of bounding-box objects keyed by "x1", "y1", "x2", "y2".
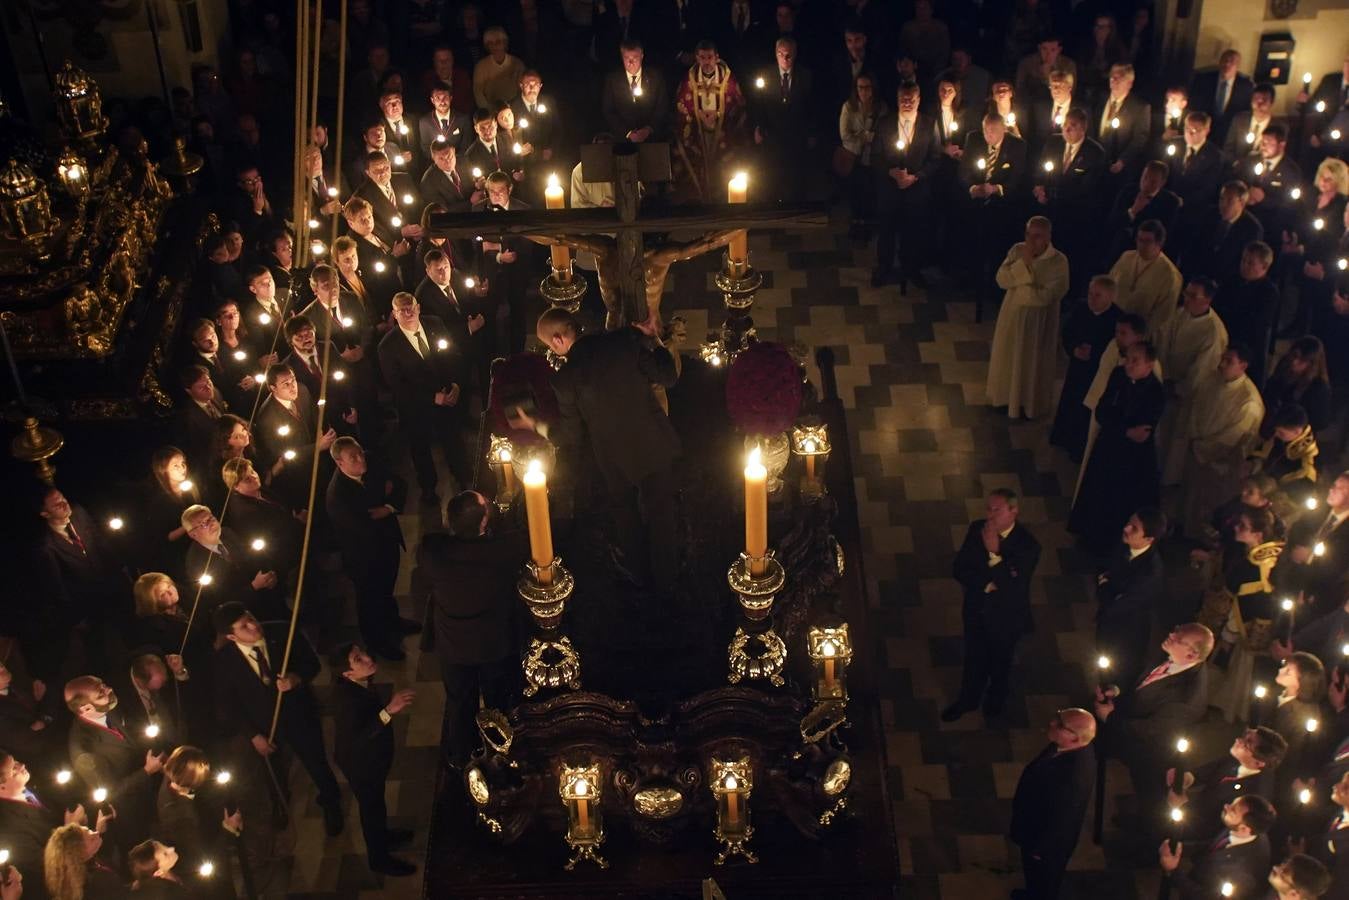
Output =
[{"x1": 424, "y1": 142, "x2": 826, "y2": 327}]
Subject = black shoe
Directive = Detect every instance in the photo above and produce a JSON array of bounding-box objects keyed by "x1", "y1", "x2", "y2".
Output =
[
  {"x1": 386, "y1": 827, "x2": 414, "y2": 847},
  {"x1": 397, "y1": 617, "x2": 423, "y2": 635},
  {"x1": 322, "y1": 804, "x2": 344, "y2": 837},
  {"x1": 375, "y1": 643, "x2": 407, "y2": 661},
  {"x1": 370, "y1": 856, "x2": 417, "y2": 877},
  {"x1": 940, "y1": 703, "x2": 970, "y2": 723}
]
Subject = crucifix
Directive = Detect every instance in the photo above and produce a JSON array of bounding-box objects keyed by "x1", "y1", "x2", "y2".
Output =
[{"x1": 424, "y1": 142, "x2": 825, "y2": 334}]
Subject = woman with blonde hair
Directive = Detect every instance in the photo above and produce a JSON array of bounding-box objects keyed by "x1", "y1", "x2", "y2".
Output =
[
  {"x1": 1283, "y1": 158, "x2": 1349, "y2": 334},
  {"x1": 130, "y1": 573, "x2": 211, "y2": 676},
  {"x1": 44, "y1": 823, "x2": 123, "y2": 899}
]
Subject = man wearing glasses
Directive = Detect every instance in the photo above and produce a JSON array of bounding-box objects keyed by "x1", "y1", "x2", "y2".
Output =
[
  {"x1": 1164, "y1": 726, "x2": 1285, "y2": 840},
  {"x1": 1010, "y1": 707, "x2": 1097, "y2": 900},
  {"x1": 181, "y1": 505, "x2": 286, "y2": 620}
]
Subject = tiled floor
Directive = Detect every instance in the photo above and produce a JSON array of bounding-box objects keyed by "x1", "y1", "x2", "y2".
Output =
[{"x1": 284, "y1": 224, "x2": 1168, "y2": 898}]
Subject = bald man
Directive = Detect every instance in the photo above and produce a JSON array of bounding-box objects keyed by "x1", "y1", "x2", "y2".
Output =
[{"x1": 1010, "y1": 707, "x2": 1097, "y2": 900}]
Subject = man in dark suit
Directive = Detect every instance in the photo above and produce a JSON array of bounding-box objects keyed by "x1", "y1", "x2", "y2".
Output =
[
  {"x1": 0, "y1": 663, "x2": 58, "y2": 772},
  {"x1": 421, "y1": 491, "x2": 522, "y2": 765},
  {"x1": 716, "y1": 0, "x2": 765, "y2": 72},
  {"x1": 1222, "y1": 83, "x2": 1279, "y2": 166},
  {"x1": 1033, "y1": 110, "x2": 1106, "y2": 294},
  {"x1": 943, "y1": 489, "x2": 1042, "y2": 722},
  {"x1": 281, "y1": 314, "x2": 359, "y2": 434},
  {"x1": 1305, "y1": 474, "x2": 1349, "y2": 610},
  {"x1": 173, "y1": 364, "x2": 228, "y2": 471},
  {"x1": 254, "y1": 363, "x2": 338, "y2": 510},
  {"x1": 211, "y1": 602, "x2": 343, "y2": 836},
  {"x1": 343, "y1": 198, "x2": 409, "y2": 321},
  {"x1": 1095, "y1": 63, "x2": 1152, "y2": 187},
  {"x1": 33, "y1": 488, "x2": 120, "y2": 679},
  {"x1": 509, "y1": 71, "x2": 561, "y2": 166},
  {"x1": 1308, "y1": 769, "x2": 1349, "y2": 896},
  {"x1": 377, "y1": 90, "x2": 417, "y2": 174},
  {"x1": 1010, "y1": 707, "x2": 1097, "y2": 900},
  {"x1": 472, "y1": 172, "x2": 535, "y2": 355},
  {"x1": 419, "y1": 144, "x2": 476, "y2": 268},
  {"x1": 300, "y1": 264, "x2": 379, "y2": 438},
  {"x1": 1103, "y1": 160, "x2": 1183, "y2": 268},
  {"x1": 748, "y1": 37, "x2": 814, "y2": 201},
  {"x1": 1167, "y1": 112, "x2": 1226, "y2": 232},
  {"x1": 114, "y1": 652, "x2": 192, "y2": 750},
  {"x1": 351, "y1": 152, "x2": 422, "y2": 251},
  {"x1": 1096, "y1": 508, "x2": 1169, "y2": 688},
  {"x1": 532, "y1": 308, "x2": 680, "y2": 588},
  {"x1": 418, "y1": 86, "x2": 470, "y2": 157},
  {"x1": 64, "y1": 675, "x2": 163, "y2": 846},
  {"x1": 1189, "y1": 50, "x2": 1255, "y2": 144},
  {"x1": 958, "y1": 112, "x2": 1028, "y2": 303},
  {"x1": 871, "y1": 80, "x2": 940, "y2": 290},
  {"x1": 1168, "y1": 726, "x2": 1286, "y2": 841},
  {"x1": 593, "y1": 0, "x2": 656, "y2": 75},
  {"x1": 1214, "y1": 245, "x2": 1280, "y2": 381},
  {"x1": 414, "y1": 248, "x2": 488, "y2": 398},
  {"x1": 601, "y1": 41, "x2": 671, "y2": 144},
  {"x1": 182, "y1": 504, "x2": 287, "y2": 621},
  {"x1": 378, "y1": 292, "x2": 472, "y2": 501},
  {"x1": 325, "y1": 437, "x2": 414, "y2": 660},
  {"x1": 1180, "y1": 180, "x2": 1264, "y2": 284},
  {"x1": 0, "y1": 751, "x2": 96, "y2": 893},
  {"x1": 1159, "y1": 794, "x2": 1276, "y2": 899},
  {"x1": 1096, "y1": 623, "x2": 1214, "y2": 815},
  {"x1": 1245, "y1": 124, "x2": 1303, "y2": 244},
  {"x1": 330, "y1": 642, "x2": 417, "y2": 877},
  {"x1": 1027, "y1": 69, "x2": 1076, "y2": 158},
  {"x1": 459, "y1": 109, "x2": 508, "y2": 186}
]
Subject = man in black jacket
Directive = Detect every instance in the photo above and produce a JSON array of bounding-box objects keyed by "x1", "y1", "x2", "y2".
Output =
[
  {"x1": 211, "y1": 602, "x2": 343, "y2": 836},
  {"x1": 1166, "y1": 112, "x2": 1226, "y2": 231},
  {"x1": 0, "y1": 751, "x2": 100, "y2": 896},
  {"x1": 1168, "y1": 726, "x2": 1286, "y2": 841},
  {"x1": 1096, "y1": 623, "x2": 1214, "y2": 814},
  {"x1": 1213, "y1": 243, "x2": 1280, "y2": 381},
  {"x1": 1096, "y1": 507, "x2": 1168, "y2": 687},
  {"x1": 414, "y1": 249, "x2": 489, "y2": 398},
  {"x1": 871, "y1": 80, "x2": 940, "y2": 290},
  {"x1": 330, "y1": 642, "x2": 416, "y2": 877},
  {"x1": 1180, "y1": 181, "x2": 1264, "y2": 284},
  {"x1": 958, "y1": 113, "x2": 1028, "y2": 304},
  {"x1": 421, "y1": 491, "x2": 523, "y2": 766},
  {"x1": 1188, "y1": 50, "x2": 1255, "y2": 145},
  {"x1": 377, "y1": 292, "x2": 471, "y2": 501},
  {"x1": 1102, "y1": 161, "x2": 1183, "y2": 266},
  {"x1": 326, "y1": 437, "x2": 414, "y2": 661},
  {"x1": 533, "y1": 308, "x2": 680, "y2": 588},
  {"x1": 182, "y1": 505, "x2": 287, "y2": 621},
  {"x1": 602, "y1": 41, "x2": 671, "y2": 143},
  {"x1": 1032, "y1": 110, "x2": 1106, "y2": 295},
  {"x1": 1010, "y1": 707, "x2": 1096, "y2": 900},
  {"x1": 943, "y1": 488, "x2": 1042, "y2": 722},
  {"x1": 1159, "y1": 794, "x2": 1276, "y2": 899},
  {"x1": 747, "y1": 38, "x2": 814, "y2": 201},
  {"x1": 1095, "y1": 64, "x2": 1152, "y2": 185}
]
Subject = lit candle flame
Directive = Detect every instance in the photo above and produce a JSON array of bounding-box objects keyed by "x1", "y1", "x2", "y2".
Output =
[
  {"x1": 1221, "y1": 881, "x2": 1234, "y2": 897},
  {"x1": 402, "y1": 193, "x2": 414, "y2": 205},
  {"x1": 277, "y1": 424, "x2": 291, "y2": 437},
  {"x1": 1174, "y1": 737, "x2": 1190, "y2": 754},
  {"x1": 216, "y1": 770, "x2": 231, "y2": 785},
  {"x1": 198, "y1": 573, "x2": 213, "y2": 586},
  {"x1": 1315, "y1": 541, "x2": 1326, "y2": 557},
  {"x1": 1042, "y1": 160, "x2": 1053, "y2": 172},
  {"x1": 975, "y1": 158, "x2": 986, "y2": 170},
  {"x1": 1253, "y1": 684, "x2": 1268, "y2": 699},
  {"x1": 177, "y1": 480, "x2": 194, "y2": 493},
  {"x1": 1169, "y1": 806, "x2": 1183, "y2": 822},
  {"x1": 547, "y1": 172, "x2": 561, "y2": 190},
  {"x1": 1316, "y1": 101, "x2": 1327, "y2": 113},
  {"x1": 199, "y1": 861, "x2": 215, "y2": 878},
  {"x1": 1097, "y1": 655, "x2": 1111, "y2": 670},
  {"x1": 464, "y1": 277, "x2": 476, "y2": 289},
  {"x1": 1306, "y1": 718, "x2": 1320, "y2": 733},
  {"x1": 725, "y1": 775, "x2": 738, "y2": 790},
  {"x1": 1282, "y1": 597, "x2": 1295, "y2": 612},
  {"x1": 92, "y1": 787, "x2": 108, "y2": 804},
  {"x1": 437, "y1": 338, "x2": 449, "y2": 350},
  {"x1": 393, "y1": 154, "x2": 406, "y2": 166},
  {"x1": 513, "y1": 142, "x2": 523, "y2": 155},
  {"x1": 56, "y1": 770, "x2": 72, "y2": 785},
  {"x1": 519, "y1": 118, "x2": 529, "y2": 128},
  {"x1": 307, "y1": 218, "x2": 320, "y2": 229},
  {"x1": 391, "y1": 215, "x2": 402, "y2": 228},
  {"x1": 472, "y1": 167, "x2": 483, "y2": 178},
  {"x1": 575, "y1": 778, "x2": 589, "y2": 797},
  {"x1": 1300, "y1": 787, "x2": 1313, "y2": 804},
  {"x1": 233, "y1": 350, "x2": 248, "y2": 361},
  {"x1": 747, "y1": 446, "x2": 763, "y2": 471},
  {"x1": 537, "y1": 104, "x2": 547, "y2": 113},
  {"x1": 1333, "y1": 129, "x2": 1343, "y2": 140},
  {"x1": 327, "y1": 186, "x2": 339, "y2": 198},
  {"x1": 259, "y1": 313, "x2": 272, "y2": 326},
  {"x1": 144, "y1": 723, "x2": 160, "y2": 739},
  {"x1": 251, "y1": 538, "x2": 266, "y2": 551},
  {"x1": 108, "y1": 517, "x2": 124, "y2": 531},
  {"x1": 341, "y1": 317, "x2": 353, "y2": 328},
  {"x1": 1110, "y1": 117, "x2": 1120, "y2": 129},
  {"x1": 821, "y1": 639, "x2": 837, "y2": 658},
  {"x1": 1315, "y1": 218, "x2": 1326, "y2": 230},
  {"x1": 1304, "y1": 72, "x2": 1314, "y2": 84},
  {"x1": 1307, "y1": 496, "x2": 1319, "y2": 510},
  {"x1": 1291, "y1": 187, "x2": 1302, "y2": 200},
  {"x1": 374, "y1": 261, "x2": 387, "y2": 273},
  {"x1": 755, "y1": 77, "x2": 765, "y2": 89},
  {"x1": 332, "y1": 370, "x2": 345, "y2": 381},
  {"x1": 284, "y1": 450, "x2": 297, "y2": 460},
  {"x1": 311, "y1": 240, "x2": 326, "y2": 257},
  {"x1": 1166, "y1": 143, "x2": 1176, "y2": 156}
]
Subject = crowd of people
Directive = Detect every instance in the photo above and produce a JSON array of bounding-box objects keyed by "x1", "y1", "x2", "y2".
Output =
[{"x1": 6, "y1": 0, "x2": 1349, "y2": 897}]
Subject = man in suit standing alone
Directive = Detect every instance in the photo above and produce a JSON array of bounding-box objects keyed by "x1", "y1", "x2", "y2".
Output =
[
  {"x1": 943, "y1": 488, "x2": 1042, "y2": 722},
  {"x1": 1010, "y1": 707, "x2": 1097, "y2": 900},
  {"x1": 330, "y1": 642, "x2": 417, "y2": 877},
  {"x1": 378, "y1": 292, "x2": 471, "y2": 503}
]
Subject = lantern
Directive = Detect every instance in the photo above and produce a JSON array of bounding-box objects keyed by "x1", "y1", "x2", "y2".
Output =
[
  {"x1": 807, "y1": 623, "x2": 853, "y2": 702},
  {"x1": 0, "y1": 160, "x2": 57, "y2": 246},
  {"x1": 487, "y1": 435, "x2": 517, "y2": 510},
  {"x1": 710, "y1": 757, "x2": 756, "y2": 864},
  {"x1": 53, "y1": 61, "x2": 109, "y2": 142},
  {"x1": 559, "y1": 763, "x2": 606, "y2": 869},
  {"x1": 55, "y1": 148, "x2": 90, "y2": 199},
  {"x1": 791, "y1": 421, "x2": 831, "y2": 496}
]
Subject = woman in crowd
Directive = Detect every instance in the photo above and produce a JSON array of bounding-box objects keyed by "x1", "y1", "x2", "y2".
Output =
[
  {"x1": 1263, "y1": 337, "x2": 1332, "y2": 437},
  {"x1": 837, "y1": 72, "x2": 886, "y2": 238},
  {"x1": 43, "y1": 823, "x2": 123, "y2": 900},
  {"x1": 141, "y1": 447, "x2": 201, "y2": 579},
  {"x1": 987, "y1": 80, "x2": 1025, "y2": 140},
  {"x1": 156, "y1": 747, "x2": 242, "y2": 898},
  {"x1": 126, "y1": 840, "x2": 190, "y2": 897},
  {"x1": 1282, "y1": 159, "x2": 1349, "y2": 337}
]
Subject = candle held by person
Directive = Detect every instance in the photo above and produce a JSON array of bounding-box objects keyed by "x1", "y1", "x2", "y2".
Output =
[
  {"x1": 144, "y1": 723, "x2": 159, "y2": 739},
  {"x1": 523, "y1": 459, "x2": 554, "y2": 583},
  {"x1": 727, "y1": 172, "x2": 749, "y2": 264},
  {"x1": 108, "y1": 516, "x2": 123, "y2": 530},
  {"x1": 744, "y1": 446, "x2": 768, "y2": 576},
  {"x1": 544, "y1": 174, "x2": 572, "y2": 276}
]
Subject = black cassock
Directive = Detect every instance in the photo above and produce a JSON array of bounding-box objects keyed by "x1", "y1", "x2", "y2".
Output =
[
  {"x1": 1069, "y1": 367, "x2": 1165, "y2": 550},
  {"x1": 1049, "y1": 302, "x2": 1121, "y2": 460}
]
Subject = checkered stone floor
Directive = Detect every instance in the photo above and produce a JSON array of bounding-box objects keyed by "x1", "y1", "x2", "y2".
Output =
[{"x1": 284, "y1": 223, "x2": 1159, "y2": 899}]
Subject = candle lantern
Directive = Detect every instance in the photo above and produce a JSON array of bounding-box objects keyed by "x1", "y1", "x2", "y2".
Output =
[
  {"x1": 807, "y1": 623, "x2": 853, "y2": 702},
  {"x1": 715, "y1": 172, "x2": 763, "y2": 313},
  {"x1": 0, "y1": 161, "x2": 58, "y2": 250},
  {"x1": 791, "y1": 420, "x2": 831, "y2": 498},
  {"x1": 559, "y1": 763, "x2": 607, "y2": 869},
  {"x1": 710, "y1": 757, "x2": 757, "y2": 864},
  {"x1": 52, "y1": 61, "x2": 109, "y2": 143},
  {"x1": 487, "y1": 435, "x2": 517, "y2": 511},
  {"x1": 516, "y1": 451, "x2": 580, "y2": 696},
  {"x1": 700, "y1": 337, "x2": 727, "y2": 368},
  {"x1": 55, "y1": 148, "x2": 90, "y2": 200},
  {"x1": 538, "y1": 174, "x2": 587, "y2": 312}
]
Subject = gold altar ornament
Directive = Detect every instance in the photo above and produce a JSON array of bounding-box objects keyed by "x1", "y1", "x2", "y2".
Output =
[
  {"x1": 791, "y1": 421, "x2": 831, "y2": 496},
  {"x1": 560, "y1": 763, "x2": 608, "y2": 869},
  {"x1": 467, "y1": 765, "x2": 491, "y2": 805},
  {"x1": 710, "y1": 757, "x2": 756, "y2": 864},
  {"x1": 807, "y1": 623, "x2": 853, "y2": 702},
  {"x1": 56, "y1": 148, "x2": 90, "y2": 199},
  {"x1": 822, "y1": 758, "x2": 851, "y2": 796},
  {"x1": 700, "y1": 338, "x2": 726, "y2": 367},
  {"x1": 744, "y1": 447, "x2": 768, "y2": 575},
  {"x1": 727, "y1": 624, "x2": 788, "y2": 687},
  {"x1": 633, "y1": 787, "x2": 684, "y2": 818},
  {"x1": 0, "y1": 161, "x2": 57, "y2": 248},
  {"x1": 53, "y1": 61, "x2": 109, "y2": 142},
  {"x1": 11, "y1": 417, "x2": 64, "y2": 484},
  {"x1": 538, "y1": 173, "x2": 588, "y2": 311}
]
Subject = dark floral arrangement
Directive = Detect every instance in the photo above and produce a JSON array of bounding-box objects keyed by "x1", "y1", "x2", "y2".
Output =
[{"x1": 725, "y1": 341, "x2": 803, "y2": 435}]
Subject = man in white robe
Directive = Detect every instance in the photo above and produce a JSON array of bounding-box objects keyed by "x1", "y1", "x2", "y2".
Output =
[
  {"x1": 986, "y1": 216, "x2": 1070, "y2": 419},
  {"x1": 1175, "y1": 344, "x2": 1266, "y2": 534},
  {"x1": 1107, "y1": 219, "x2": 1183, "y2": 336},
  {"x1": 1157, "y1": 276, "x2": 1229, "y2": 480}
]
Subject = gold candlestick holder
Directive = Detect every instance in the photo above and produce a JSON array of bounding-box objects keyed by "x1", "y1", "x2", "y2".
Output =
[
  {"x1": 710, "y1": 757, "x2": 756, "y2": 864},
  {"x1": 487, "y1": 435, "x2": 517, "y2": 511},
  {"x1": 517, "y1": 559, "x2": 581, "y2": 696},
  {"x1": 727, "y1": 552, "x2": 787, "y2": 686},
  {"x1": 11, "y1": 417, "x2": 64, "y2": 484},
  {"x1": 791, "y1": 421, "x2": 831, "y2": 500},
  {"x1": 560, "y1": 763, "x2": 607, "y2": 869},
  {"x1": 806, "y1": 623, "x2": 853, "y2": 703},
  {"x1": 714, "y1": 251, "x2": 764, "y2": 312},
  {"x1": 819, "y1": 757, "x2": 853, "y2": 826},
  {"x1": 539, "y1": 262, "x2": 588, "y2": 313}
]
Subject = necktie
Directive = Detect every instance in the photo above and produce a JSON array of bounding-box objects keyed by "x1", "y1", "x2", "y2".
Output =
[
  {"x1": 66, "y1": 523, "x2": 86, "y2": 554},
  {"x1": 781, "y1": 72, "x2": 790, "y2": 101},
  {"x1": 1138, "y1": 661, "x2": 1170, "y2": 688},
  {"x1": 385, "y1": 185, "x2": 396, "y2": 205},
  {"x1": 415, "y1": 330, "x2": 430, "y2": 358},
  {"x1": 1062, "y1": 142, "x2": 1073, "y2": 170},
  {"x1": 252, "y1": 647, "x2": 274, "y2": 685},
  {"x1": 314, "y1": 174, "x2": 325, "y2": 195},
  {"x1": 440, "y1": 118, "x2": 448, "y2": 131},
  {"x1": 308, "y1": 353, "x2": 321, "y2": 376},
  {"x1": 489, "y1": 143, "x2": 499, "y2": 167},
  {"x1": 450, "y1": 169, "x2": 461, "y2": 192},
  {"x1": 1210, "y1": 832, "x2": 1231, "y2": 851},
  {"x1": 1217, "y1": 79, "x2": 1229, "y2": 113},
  {"x1": 1318, "y1": 514, "x2": 1340, "y2": 540},
  {"x1": 986, "y1": 143, "x2": 997, "y2": 173},
  {"x1": 206, "y1": 402, "x2": 221, "y2": 420},
  {"x1": 1185, "y1": 147, "x2": 1195, "y2": 169},
  {"x1": 23, "y1": 789, "x2": 45, "y2": 810}
]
